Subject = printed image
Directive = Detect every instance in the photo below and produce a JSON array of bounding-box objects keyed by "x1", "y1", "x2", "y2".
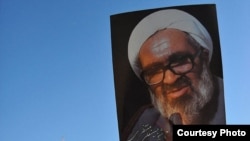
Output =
[{"x1": 110, "y1": 4, "x2": 226, "y2": 141}]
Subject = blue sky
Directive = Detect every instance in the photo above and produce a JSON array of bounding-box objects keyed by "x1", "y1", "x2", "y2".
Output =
[{"x1": 1, "y1": 0, "x2": 250, "y2": 141}]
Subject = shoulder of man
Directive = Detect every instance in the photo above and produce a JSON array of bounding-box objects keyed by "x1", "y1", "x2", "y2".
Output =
[
  {"x1": 121, "y1": 104, "x2": 163, "y2": 140},
  {"x1": 210, "y1": 75, "x2": 226, "y2": 124},
  {"x1": 122, "y1": 105, "x2": 166, "y2": 141}
]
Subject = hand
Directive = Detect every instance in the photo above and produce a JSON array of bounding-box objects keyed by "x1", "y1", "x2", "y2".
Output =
[
  {"x1": 169, "y1": 113, "x2": 183, "y2": 125},
  {"x1": 165, "y1": 113, "x2": 183, "y2": 141}
]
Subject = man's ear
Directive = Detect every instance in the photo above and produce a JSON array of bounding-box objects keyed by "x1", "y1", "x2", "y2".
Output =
[{"x1": 201, "y1": 49, "x2": 210, "y2": 64}]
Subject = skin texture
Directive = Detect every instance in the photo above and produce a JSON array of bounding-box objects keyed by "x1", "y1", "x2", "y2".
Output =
[{"x1": 139, "y1": 28, "x2": 214, "y2": 124}]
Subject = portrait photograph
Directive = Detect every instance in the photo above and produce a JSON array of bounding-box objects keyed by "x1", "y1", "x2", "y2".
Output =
[{"x1": 110, "y1": 4, "x2": 226, "y2": 141}]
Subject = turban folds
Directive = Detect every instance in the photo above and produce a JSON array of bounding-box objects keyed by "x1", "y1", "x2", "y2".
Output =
[{"x1": 128, "y1": 9, "x2": 213, "y2": 79}]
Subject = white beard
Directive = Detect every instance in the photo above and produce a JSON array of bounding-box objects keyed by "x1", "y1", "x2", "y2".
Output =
[{"x1": 150, "y1": 63, "x2": 214, "y2": 124}]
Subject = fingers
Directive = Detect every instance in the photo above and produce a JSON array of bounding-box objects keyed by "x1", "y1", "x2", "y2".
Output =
[{"x1": 169, "y1": 113, "x2": 183, "y2": 125}]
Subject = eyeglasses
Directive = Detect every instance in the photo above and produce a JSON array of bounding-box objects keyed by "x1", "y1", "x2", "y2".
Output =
[{"x1": 141, "y1": 48, "x2": 202, "y2": 85}]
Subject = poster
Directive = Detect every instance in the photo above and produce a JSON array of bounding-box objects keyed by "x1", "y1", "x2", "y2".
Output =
[{"x1": 110, "y1": 4, "x2": 226, "y2": 141}]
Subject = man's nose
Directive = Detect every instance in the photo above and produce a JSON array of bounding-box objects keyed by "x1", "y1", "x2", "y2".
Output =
[{"x1": 162, "y1": 69, "x2": 179, "y2": 84}]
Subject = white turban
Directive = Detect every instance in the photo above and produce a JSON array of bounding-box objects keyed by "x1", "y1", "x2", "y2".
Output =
[{"x1": 128, "y1": 9, "x2": 213, "y2": 79}]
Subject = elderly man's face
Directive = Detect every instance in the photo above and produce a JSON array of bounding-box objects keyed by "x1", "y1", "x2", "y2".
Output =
[{"x1": 139, "y1": 29, "x2": 214, "y2": 124}]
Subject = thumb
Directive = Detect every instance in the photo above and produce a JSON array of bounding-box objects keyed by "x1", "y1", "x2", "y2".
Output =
[{"x1": 169, "y1": 113, "x2": 183, "y2": 125}]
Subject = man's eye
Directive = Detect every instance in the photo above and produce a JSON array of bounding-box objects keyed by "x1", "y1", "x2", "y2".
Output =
[
  {"x1": 145, "y1": 68, "x2": 162, "y2": 76},
  {"x1": 144, "y1": 69, "x2": 163, "y2": 82},
  {"x1": 170, "y1": 57, "x2": 193, "y2": 73},
  {"x1": 171, "y1": 56, "x2": 191, "y2": 67}
]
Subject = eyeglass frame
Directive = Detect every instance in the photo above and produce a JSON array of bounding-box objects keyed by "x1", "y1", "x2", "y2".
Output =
[{"x1": 140, "y1": 47, "x2": 203, "y2": 86}]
